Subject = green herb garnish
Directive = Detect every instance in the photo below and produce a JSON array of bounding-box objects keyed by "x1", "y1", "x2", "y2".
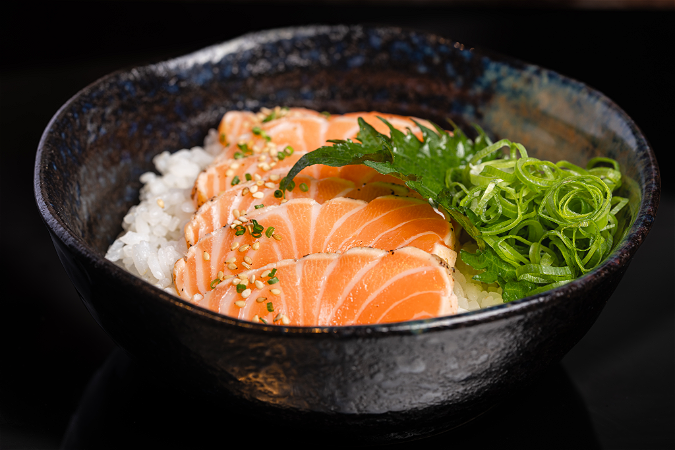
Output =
[
  {"x1": 236, "y1": 284, "x2": 246, "y2": 293},
  {"x1": 250, "y1": 219, "x2": 264, "y2": 238},
  {"x1": 231, "y1": 175, "x2": 240, "y2": 186},
  {"x1": 266, "y1": 302, "x2": 274, "y2": 312},
  {"x1": 252, "y1": 126, "x2": 271, "y2": 141},
  {"x1": 265, "y1": 227, "x2": 275, "y2": 238},
  {"x1": 299, "y1": 183, "x2": 309, "y2": 192},
  {"x1": 210, "y1": 279, "x2": 221, "y2": 289},
  {"x1": 234, "y1": 225, "x2": 246, "y2": 236},
  {"x1": 254, "y1": 204, "x2": 265, "y2": 209},
  {"x1": 268, "y1": 277, "x2": 279, "y2": 285},
  {"x1": 245, "y1": 173, "x2": 252, "y2": 181}
]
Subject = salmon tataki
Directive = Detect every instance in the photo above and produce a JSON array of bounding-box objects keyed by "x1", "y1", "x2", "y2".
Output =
[
  {"x1": 195, "y1": 246, "x2": 458, "y2": 326},
  {"x1": 173, "y1": 196, "x2": 456, "y2": 301}
]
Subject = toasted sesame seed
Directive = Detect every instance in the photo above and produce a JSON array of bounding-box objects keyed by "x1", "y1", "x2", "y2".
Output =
[
  {"x1": 250, "y1": 185, "x2": 259, "y2": 194},
  {"x1": 232, "y1": 278, "x2": 241, "y2": 285},
  {"x1": 272, "y1": 233, "x2": 283, "y2": 241},
  {"x1": 225, "y1": 169, "x2": 234, "y2": 177},
  {"x1": 235, "y1": 301, "x2": 246, "y2": 308},
  {"x1": 230, "y1": 163, "x2": 240, "y2": 170},
  {"x1": 261, "y1": 270, "x2": 271, "y2": 278},
  {"x1": 203, "y1": 251, "x2": 210, "y2": 261},
  {"x1": 269, "y1": 162, "x2": 277, "y2": 168},
  {"x1": 252, "y1": 192, "x2": 264, "y2": 199},
  {"x1": 253, "y1": 173, "x2": 262, "y2": 181},
  {"x1": 265, "y1": 182, "x2": 276, "y2": 189},
  {"x1": 239, "y1": 244, "x2": 250, "y2": 252},
  {"x1": 280, "y1": 199, "x2": 288, "y2": 204},
  {"x1": 217, "y1": 271, "x2": 224, "y2": 279},
  {"x1": 231, "y1": 242, "x2": 239, "y2": 251},
  {"x1": 255, "y1": 280, "x2": 265, "y2": 289},
  {"x1": 223, "y1": 274, "x2": 234, "y2": 280},
  {"x1": 244, "y1": 256, "x2": 253, "y2": 264},
  {"x1": 241, "y1": 187, "x2": 250, "y2": 196},
  {"x1": 281, "y1": 315, "x2": 290, "y2": 325},
  {"x1": 241, "y1": 262, "x2": 252, "y2": 270},
  {"x1": 270, "y1": 149, "x2": 278, "y2": 157},
  {"x1": 261, "y1": 164, "x2": 271, "y2": 171},
  {"x1": 270, "y1": 288, "x2": 281, "y2": 295},
  {"x1": 258, "y1": 155, "x2": 267, "y2": 162},
  {"x1": 157, "y1": 198, "x2": 165, "y2": 208},
  {"x1": 256, "y1": 297, "x2": 267, "y2": 303},
  {"x1": 233, "y1": 209, "x2": 241, "y2": 219},
  {"x1": 192, "y1": 293, "x2": 203, "y2": 302},
  {"x1": 225, "y1": 257, "x2": 236, "y2": 264},
  {"x1": 230, "y1": 224, "x2": 237, "y2": 229},
  {"x1": 227, "y1": 263, "x2": 238, "y2": 270},
  {"x1": 249, "y1": 274, "x2": 256, "y2": 284},
  {"x1": 274, "y1": 313, "x2": 282, "y2": 322},
  {"x1": 252, "y1": 242, "x2": 260, "y2": 250},
  {"x1": 246, "y1": 225, "x2": 254, "y2": 234},
  {"x1": 241, "y1": 289, "x2": 251, "y2": 298},
  {"x1": 252, "y1": 314, "x2": 259, "y2": 323},
  {"x1": 239, "y1": 278, "x2": 248, "y2": 286},
  {"x1": 269, "y1": 174, "x2": 280, "y2": 181},
  {"x1": 256, "y1": 180, "x2": 264, "y2": 186},
  {"x1": 232, "y1": 220, "x2": 242, "y2": 226}
]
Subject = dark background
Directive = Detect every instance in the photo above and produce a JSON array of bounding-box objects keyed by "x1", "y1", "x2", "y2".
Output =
[{"x1": 1, "y1": 2, "x2": 673, "y2": 449}]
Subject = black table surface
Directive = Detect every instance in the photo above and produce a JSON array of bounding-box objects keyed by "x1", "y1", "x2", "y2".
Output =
[{"x1": 1, "y1": 3, "x2": 673, "y2": 449}]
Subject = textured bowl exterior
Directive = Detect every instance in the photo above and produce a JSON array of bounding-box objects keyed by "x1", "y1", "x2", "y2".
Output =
[{"x1": 35, "y1": 25, "x2": 659, "y2": 440}]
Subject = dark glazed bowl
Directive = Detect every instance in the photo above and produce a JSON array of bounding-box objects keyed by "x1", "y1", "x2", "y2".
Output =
[{"x1": 35, "y1": 25, "x2": 660, "y2": 442}]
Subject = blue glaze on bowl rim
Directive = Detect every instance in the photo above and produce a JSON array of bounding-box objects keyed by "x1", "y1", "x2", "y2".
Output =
[{"x1": 35, "y1": 24, "x2": 661, "y2": 338}]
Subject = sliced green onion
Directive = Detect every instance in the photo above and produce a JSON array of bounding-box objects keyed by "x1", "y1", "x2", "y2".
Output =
[
  {"x1": 266, "y1": 302, "x2": 274, "y2": 312},
  {"x1": 274, "y1": 190, "x2": 283, "y2": 198},
  {"x1": 234, "y1": 225, "x2": 246, "y2": 236},
  {"x1": 284, "y1": 146, "x2": 294, "y2": 156},
  {"x1": 299, "y1": 183, "x2": 309, "y2": 192},
  {"x1": 265, "y1": 227, "x2": 275, "y2": 238},
  {"x1": 236, "y1": 284, "x2": 246, "y2": 293},
  {"x1": 231, "y1": 175, "x2": 240, "y2": 186},
  {"x1": 268, "y1": 277, "x2": 279, "y2": 285},
  {"x1": 245, "y1": 173, "x2": 252, "y2": 181},
  {"x1": 254, "y1": 204, "x2": 265, "y2": 209},
  {"x1": 210, "y1": 279, "x2": 221, "y2": 289}
]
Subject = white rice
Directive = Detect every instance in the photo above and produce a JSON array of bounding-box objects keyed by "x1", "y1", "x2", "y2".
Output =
[{"x1": 104, "y1": 128, "x2": 504, "y2": 311}]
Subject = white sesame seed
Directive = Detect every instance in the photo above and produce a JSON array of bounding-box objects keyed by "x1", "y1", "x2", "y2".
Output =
[
  {"x1": 252, "y1": 192, "x2": 264, "y2": 199},
  {"x1": 192, "y1": 293, "x2": 203, "y2": 302},
  {"x1": 235, "y1": 301, "x2": 246, "y2": 308},
  {"x1": 252, "y1": 315, "x2": 259, "y2": 323},
  {"x1": 231, "y1": 242, "x2": 239, "y2": 251},
  {"x1": 244, "y1": 256, "x2": 253, "y2": 264},
  {"x1": 253, "y1": 174, "x2": 262, "y2": 181},
  {"x1": 239, "y1": 278, "x2": 248, "y2": 286},
  {"x1": 256, "y1": 180, "x2": 265, "y2": 186},
  {"x1": 241, "y1": 289, "x2": 251, "y2": 298},
  {"x1": 225, "y1": 257, "x2": 236, "y2": 264},
  {"x1": 230, "y1": 224, "x2": 237, "y2": 229},
  {"x1": 261, "y1": 270, "x2": 271, "y2": 278},
  {"x1": 227, "y1": 263, "x2": 237, "y2": 270},
  {"x1": 269, "y1": 162, "x2": 277, "y2": 168},
  {"x1": 274, "y1": 313, "x2": 282, "y2": 322},
  {"x1": 230, "y1": 163, "x2": 240, "y2": 170},
  {"x1": 225, "y1": 169, "x2": 234, "y2": 177},
  {"x1": 256, "y1": 297, "x2": 266, "y2": 303},
  {"x1": 233, "y1": 209, "x2": 241, "y2": 219},
  {"x1": 269, "y1": 174, "x2": 280, "y2": 181},
  {"x1": 281, "y1": 315, "x2": 290, "y2": 325},
  {"x1": 258, "y1": 155, "x2": 267, "y2": 162},
  {"x1": 280, "y1": 199, "x2": 288, "y2": 204},
  {"x1": 249, "y1": 185, "x2": 259, "y2": 194},
  {"x1": 233, "y1": 220, "x2": 242, "y2": 226},
  {"x1": 203, "y1": 251, "x2": 210, "y2": 261},
  {"x1": 270, "y1": 288, "x2": 281, "y2": 295},
  {"x1": 239, "y1": 244, "x2": 250, "y2": 252},
  {"x1": 261, "y1": 164, "x2": 271, "y2": 171},
  {"x1": 270, "y1": 149, "x2": 278, "y2": 157},
  {"x1": 265, "y1": 182, "x2": 276, "y2": 189},
  {"x1": 217, "y1": 271, "x2": 224, "y2": 279},
  {"x1": 241, "y1": 262, "x2": 252, "y2": 270},
  {"x1": 241, "y1": 187, "x2": 250, "y2": 196},
  {"x1": 255, "y1": 280, "x2": 265, "y2": 289},
  {"x1": 249, "y1": 274, "x2": 256, "y2": 284},
  {"x1": 252, "y1": 242, "x2": 260, "y2": 250},
  {"x1": 156, "y1": 198, "x2": 165, "y2": 208},
  {"x1": 232, "y1": 278, "x2": 241, "y2": 285},
  {"x1": 223, "y1": 274, "x2": 234, "y2": 280},
  {"x1": 272, "y1": 233, "x2": 283, "y2": 241}
]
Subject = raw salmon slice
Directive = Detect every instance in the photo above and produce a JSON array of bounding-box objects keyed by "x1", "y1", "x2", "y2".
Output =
[
  {"x1": 216, "y1": 108, "x2": 434, "y2": 161},
  {"x1": 173, "y1": 196, "x2": 456, "y2": 300},
  {"x1": 184, "y1": 176, "x2": 419, "y2": 247},
  {"x1": 195, "y1": 246, "x2": 457, "y2": 326}
]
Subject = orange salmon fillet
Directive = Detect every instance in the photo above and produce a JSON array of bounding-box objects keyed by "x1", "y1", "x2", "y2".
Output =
[
  {"x1": 173, "y1": 196, "x2": 456, "y2": 301},
  {"x1": 195, "y1": 246, "x2": 457, "y2": 326}
]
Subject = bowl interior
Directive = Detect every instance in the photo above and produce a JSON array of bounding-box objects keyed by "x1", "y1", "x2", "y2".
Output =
[{"x1": 36, "y1": 25, "x2": 657, "y2": 314}]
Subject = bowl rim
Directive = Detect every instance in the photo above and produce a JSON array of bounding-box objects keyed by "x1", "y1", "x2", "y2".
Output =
[{"x1": 34, "y1": 24, "x2": 661, "y2": 338}]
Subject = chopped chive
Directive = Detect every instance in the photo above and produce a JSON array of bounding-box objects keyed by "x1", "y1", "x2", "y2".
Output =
[
  {"x1": 268, "y1": 277, "x2": 279, "y2": 285},
  {"x1": 284, "y1": 146, "x2": 294, "y2": 156},
  {"x1": 234, "y1": 225, "x2": 246, "y2": 236},
  {"x1": 274, "y1": 190, "x2": 283, "y2": 198},
  {"x1": 252, "y1": 126, "x2": 271, "y2": 141},
  {"x1": 233, "y1": 152, "x2": 244, "y2": 159},
  {"x1": 299, "y1": 183, "x2": 308, "y2": 192},
  {"x1": 245, "y1": 173, "x2": 252, "y2": 181},
  {"x1": 266, "y1": 302, "x2": 274, "y2": 312},
  {"x1": 277, "y1": 152, "x2": 286, "y2": 161},
  {"x1": 285, "y1": 180, "x2": 296, "y2": 192},
  {"x1": 237, "y1": 142, "x2": 251, "y2": 153},
  {"x1": 321, "y1": 111, "x2": 331, "y2": 118},
  {"x1": 231, "y1": 175, "x2": 240, "y2": 186},
  {"x1": 260, "y1": 317, "x2": 268, "y2": 324},
  {"x1": 262, "y1": 111, "x2": 276, "y2": 123},
  {"x1": 270, "y1": 268, "x2": 277, "y2": 277},
  {"x1": 219, "y1": 133, "x2": 227, "y2": 144},
  {"x1": 254, "y1": 204, "x2": 265, "y2": 209},
  {"x1": 236, "y1": 284, "x2": 246, "y2": 293},
  {"x1": 210, "y1": 279, "x2": 221, "y2": 289},
  {"x1": 265, "y1": 227, "x2": 275, "y2": 238}
]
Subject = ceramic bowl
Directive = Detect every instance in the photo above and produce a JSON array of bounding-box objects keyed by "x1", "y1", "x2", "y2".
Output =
[{"x1": 34, "y1": 25, "x2": 660, "y2": 442}]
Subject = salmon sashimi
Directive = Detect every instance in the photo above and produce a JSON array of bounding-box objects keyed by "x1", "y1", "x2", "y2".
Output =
[
  {"x1": 173, "y1": 196, "x2": 456, "y2": 301},
  {"x1": 184, "y1": 175, "x2": 420, "y2": 247},
  {"x1": 195, "y1": 246, "x2": 457, "y2": 326},
  {"x1": 216, "y1": 108, "x2": 434, "y2": 161}
]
